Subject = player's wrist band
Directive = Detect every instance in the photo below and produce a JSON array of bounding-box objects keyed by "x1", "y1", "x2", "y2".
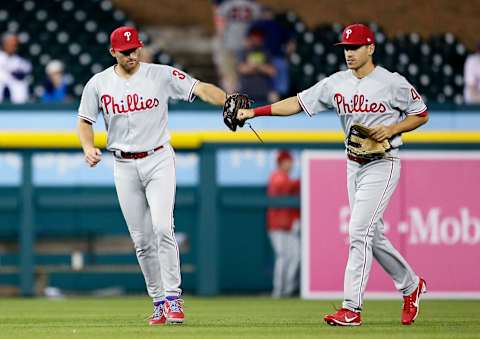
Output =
[{"x1": 253, "y1": 105, "x2": 272, "y2": 116}]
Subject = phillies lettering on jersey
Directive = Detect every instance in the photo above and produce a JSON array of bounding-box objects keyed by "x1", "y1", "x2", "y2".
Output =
[
  {"x1": 101, "y1": 93, "x2": 160, "y2": 114},
  {"x1": 78, "y1": 62, "x2": 198, "y2": 152},
  {"x1": 334, "y1": 93, "x2": 387, "y2": 114},
  {"x1": 297, "y1": 66, "x2": 427, "y2": 149}
]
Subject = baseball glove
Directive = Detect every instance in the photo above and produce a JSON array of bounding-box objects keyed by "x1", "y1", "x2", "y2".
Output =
[
  {"x1": 223, "y1": 93, "x2": 251, "y2": 132},
  {"x1": 346, "y1": 123, "x2": 391, "y2": 159}
]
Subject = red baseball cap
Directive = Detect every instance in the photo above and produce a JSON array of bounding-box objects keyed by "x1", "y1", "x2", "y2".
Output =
[
  {"x1": 110, "y1": 26, "x2": 144, "y2": 51},
  {"x1": 277, "y1": 150, "x2": 293, "y2": 164},
  {"x1": 335, "y1": 24, "x2": 375, "y2": 46}
]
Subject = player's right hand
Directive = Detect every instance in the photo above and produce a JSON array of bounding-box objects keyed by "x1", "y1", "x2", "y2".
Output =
[
  {"x1": 237, "y1": 108, "x2": 254, "y2": 121},
  {"x1": 84, "y1": 147, "x2": 102, "y2": 167},
  {"x1": 369, "y1": 124, "x2": 394, "y2": 142}
]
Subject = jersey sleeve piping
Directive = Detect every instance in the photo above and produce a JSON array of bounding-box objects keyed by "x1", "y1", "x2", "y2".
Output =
[
  {"x1": 78, "y1": 114, "x2": 96, "y2": 124},
  {"x1": 187, "y1": 79, "x2": 199, "y2": 102},
  {"x1": 407, "y1": 106, "x2": 428, "y2": 116},
  {"x1": 297, "y1": 93, "x2": 313, "y2": 117}
]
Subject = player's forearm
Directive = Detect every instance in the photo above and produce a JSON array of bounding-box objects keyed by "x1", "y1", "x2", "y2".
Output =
[
  {"x1": 194, "y1": 82, "x2": 226, "y2": 106},
  {"x1": 77, "y1": 119, "x2": 96, "y2": 151},
  {"x1": 270, "y1": 96, "x2": 302, "y2": 116},
  {"x1": 391, "y1": 114, "x2": 429, "y2": 135},
  {"x1": 238, "y1": 96, "x2": 302, "y2": 121}
]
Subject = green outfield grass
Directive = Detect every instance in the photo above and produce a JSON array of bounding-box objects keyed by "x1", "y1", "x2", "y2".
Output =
[{"x1": 0, "y1": 296, "x2": 479, "y2": 339}]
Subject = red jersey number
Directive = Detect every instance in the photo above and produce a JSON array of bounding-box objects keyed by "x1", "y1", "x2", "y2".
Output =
[
  {"x1": 411, "y1": 88, "x2": 421, "y2": 101},
  {"x1": 172, "y1": 69, "x2": 186, "y2": 80}
]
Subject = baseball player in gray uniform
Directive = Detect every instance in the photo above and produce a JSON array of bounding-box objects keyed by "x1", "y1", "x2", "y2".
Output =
[
  {"x1": 238, "y1": 24, "x2": 429, "y2": 326},
  {"x1": 77, "y1": 26, "x2": 229, "y2": 325}
]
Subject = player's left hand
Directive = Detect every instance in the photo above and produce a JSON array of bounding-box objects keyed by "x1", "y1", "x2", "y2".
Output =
[
  {"x1": 237, "y1": 108, "x2": 254, "y2": 121},
  {"x1": 223, "y1": 93, "x2": 251, "y2": 131},
  {"x1": 369, "y1": 124, "x2": 395, "y2": 142}
]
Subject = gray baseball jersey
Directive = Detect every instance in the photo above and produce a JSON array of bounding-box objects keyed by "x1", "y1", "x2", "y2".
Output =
[
  {"x1": 78, "y1": 62, "x2": 198, "y2": 303},
  {"x1": 78, "y1": 62, "x2": 198, "y2": 152},
  {"x1": 297, "y1": 66, "x2": 427, "y2": 149},
  {"x1": 297, "y1": 66, "x2": 425, "y2": 310}
]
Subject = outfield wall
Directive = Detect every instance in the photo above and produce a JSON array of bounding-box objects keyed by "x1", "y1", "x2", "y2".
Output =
[{"x1": 0, "y1": 105, "x2": 479, "y2": 296}]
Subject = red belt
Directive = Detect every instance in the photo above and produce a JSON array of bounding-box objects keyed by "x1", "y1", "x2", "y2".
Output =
[
  {"x1": 347, "y1": 153, "x2": 375, "y2": 164},
  {"x1": 117, "y1": 146, "x2": 163, "y2": 159}
]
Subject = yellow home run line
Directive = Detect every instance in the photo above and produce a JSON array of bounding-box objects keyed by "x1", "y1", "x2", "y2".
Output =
[{"x1": 0, "y1": 130, "x2": 479, "y2": 149}]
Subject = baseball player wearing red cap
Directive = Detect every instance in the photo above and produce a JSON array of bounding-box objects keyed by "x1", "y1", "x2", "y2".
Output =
[
  {"x1": 237, "y1": 23, "x2": 429, "y2": 326},
  {"x1": 267, "y1": 150, "x2": 301, "y2": 298},
  {"x1": 77, "y1": 26, "x2": 230, "y2": 325}
]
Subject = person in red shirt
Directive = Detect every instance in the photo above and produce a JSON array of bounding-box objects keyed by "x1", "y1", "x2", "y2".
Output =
[{"x1": 267, "y1": 150, "x2": 300, "y2": 298}]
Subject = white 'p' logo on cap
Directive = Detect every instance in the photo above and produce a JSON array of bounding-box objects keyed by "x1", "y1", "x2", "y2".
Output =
[
  {"x1": 124, "y1": 31, "x2": 132, "y2": 41},
  {"x1": 345, "y1": 29, "x2": 352, "y2": 39}
]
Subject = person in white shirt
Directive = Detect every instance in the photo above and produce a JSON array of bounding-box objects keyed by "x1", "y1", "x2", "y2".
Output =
[{"x1": 0, "y1": 33, "x2": 32, "y2": 103}]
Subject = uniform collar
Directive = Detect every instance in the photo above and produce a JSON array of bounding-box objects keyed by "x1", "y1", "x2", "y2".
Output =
[{"x1": 112, "y1": 62, "x2": 143, "y2": 81}]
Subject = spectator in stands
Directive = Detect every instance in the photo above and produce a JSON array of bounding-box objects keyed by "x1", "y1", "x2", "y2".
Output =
[
  {"x1": 464, "y1": 41, "x2": 480, "y2": 104},
  {"x1": 0, "y1": 33, "x2": 32, "y2": 103},
  {"x1": 212, "y1": 0, "x2": 261, "y2": 93},
  {"x1": 41, "y1": 60, "x2": 71, "y2": 103},
  {"x1": 249, "y1": 6, "x2": 293, "y2": 97},
  {"x1": 267, "y1": 150, "x2": 300, "y2": 298},
  {"x1": 238, "y1": 29, "x2": 278, "y2": 103}
]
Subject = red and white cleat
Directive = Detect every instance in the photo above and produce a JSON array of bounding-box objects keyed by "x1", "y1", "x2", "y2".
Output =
[
  {"x1": 148, "y1": 301, "x2": 166, "y2": 325},
  {"x1": 402, "y1": 277, "x2": 427, "y2": 325},
  {"x1": 324, "y1": 308, "x2": 362, "y2": 326},
  {"x1": 164, "y1": 296, "x2": 185, "y2": 324}
]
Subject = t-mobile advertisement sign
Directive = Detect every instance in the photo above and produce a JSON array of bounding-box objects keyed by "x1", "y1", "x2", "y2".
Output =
[{"x1": 301, "y1": 151, "x2": 480, "y2": 299}]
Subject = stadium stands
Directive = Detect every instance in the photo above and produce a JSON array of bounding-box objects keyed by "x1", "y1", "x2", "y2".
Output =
[
  {"x1": 0, "y1": 1, "x2": 471, "y2": 103},
  {"x1": 276, "y1": 11, "x2": 469, "y2": 104},
  {"x1": 0, "y1": 0, "x2": 180, "y2": 101}
]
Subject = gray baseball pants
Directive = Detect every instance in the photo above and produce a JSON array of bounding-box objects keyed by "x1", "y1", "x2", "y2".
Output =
[
  {"x1": 113, "y1": 143, "x2": 181, "y2": 302},
  {"x1": 343, "y1": 156, "x2": 419, "y2": 311}
]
